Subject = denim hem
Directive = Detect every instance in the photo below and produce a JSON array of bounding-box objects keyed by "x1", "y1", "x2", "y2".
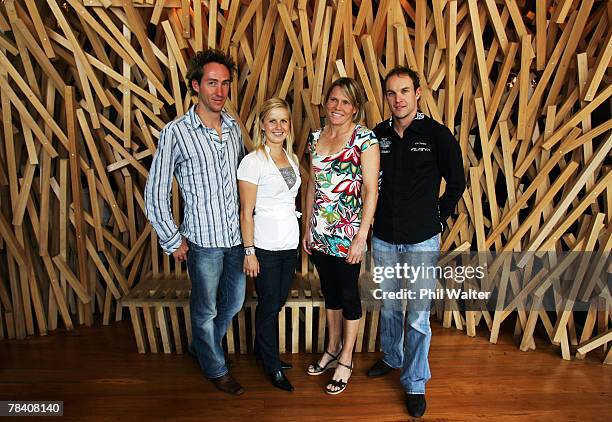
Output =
[
  {"x1": 207, "y1": 368, "x2": 229, "y2": 380},
  {"x1": 405, "y1": 389, "x2": 426, "y2": 395},
  {"x1": 382, "y1": 358, "x2": 402, "y2": 370}
]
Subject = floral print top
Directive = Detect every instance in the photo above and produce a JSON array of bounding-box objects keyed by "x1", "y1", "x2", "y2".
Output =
[{"x1": 308, "y1": 125, "x2": 378, "y2": 258}]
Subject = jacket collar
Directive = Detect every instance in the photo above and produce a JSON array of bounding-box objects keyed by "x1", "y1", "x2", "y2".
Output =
[{"x1": 387, "y1": 111, "x2": 427, "y2": 136}]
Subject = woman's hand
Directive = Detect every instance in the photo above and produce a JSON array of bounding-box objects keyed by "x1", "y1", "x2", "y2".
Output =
[
  {"x1": 244, "y1": 255, "x2": 260, "y2": 278},
  {"x1": 346, "y1": 231, "x2": 367, "y2": 264},
  {"x1": 302, "y1": 231, "x2": 312, "y2": 255}
]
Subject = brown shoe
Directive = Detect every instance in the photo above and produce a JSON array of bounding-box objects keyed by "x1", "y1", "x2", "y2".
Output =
[{"x1": 211, "y1": 374, "x2": 245, "y2": 395}]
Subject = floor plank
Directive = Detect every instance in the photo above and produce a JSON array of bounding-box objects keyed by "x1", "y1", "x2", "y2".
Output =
[{"x1": 0, "y1": 321, "x2": 610, "y2": 421}]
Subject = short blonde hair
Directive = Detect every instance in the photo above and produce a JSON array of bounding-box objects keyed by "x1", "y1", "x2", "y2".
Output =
[
  {"x1": 324, "y1": 77, "x2": 366, "y2": 123},
  {"x1": 252, "y1": 98, "x2": 296, "y2": 163}
]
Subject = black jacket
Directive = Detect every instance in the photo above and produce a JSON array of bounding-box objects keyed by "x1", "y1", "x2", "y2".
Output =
[{"x1": 372, "y1": 112, "x2": 465, "y2": 244}]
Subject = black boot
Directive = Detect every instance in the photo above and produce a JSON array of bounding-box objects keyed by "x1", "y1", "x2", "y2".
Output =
[
  {"x1": 269, "y1": 370, "x2": 294, "y2": 392},
  {"x1": 367, "y1": 359, "x2": 394, "y2": 377},
  {"x1": 405, "y1": 394, "x2": 426, "y2": 418}
]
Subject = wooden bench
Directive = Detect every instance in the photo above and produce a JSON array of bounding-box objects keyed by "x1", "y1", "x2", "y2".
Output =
[
  {"x1": 122, "y1": 265, "x2": 384, "y2": 355},
  {"x1": 121, "y1": 273, "x2": 319, "y2": 355},
  {"x1": 120, "y1": 276, "x2": 191, "y2": 354}
]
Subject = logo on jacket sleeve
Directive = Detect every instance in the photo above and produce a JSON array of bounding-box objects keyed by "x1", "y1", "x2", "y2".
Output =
[{"x1": 379, "y1": 137, "x2": 392, "y2": 153}]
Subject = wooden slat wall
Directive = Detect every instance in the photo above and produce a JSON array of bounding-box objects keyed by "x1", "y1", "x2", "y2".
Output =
[{"x1": 0, "y1": 0, "x2": 610, "y2": 361}]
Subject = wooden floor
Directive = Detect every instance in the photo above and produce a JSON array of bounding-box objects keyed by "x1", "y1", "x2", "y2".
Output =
[{"x1": 1, "y1": 321, "x2": 610, "y2": 421}]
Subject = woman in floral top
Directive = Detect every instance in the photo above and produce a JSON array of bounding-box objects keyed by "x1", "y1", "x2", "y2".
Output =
[{"x1": 303, "y1": 78, "x2": 379, "y2": 395}]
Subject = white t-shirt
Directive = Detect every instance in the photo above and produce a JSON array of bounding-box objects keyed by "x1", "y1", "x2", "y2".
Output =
[{"x1": 237, "y1": 146, "x2": 301, "y2": 250}]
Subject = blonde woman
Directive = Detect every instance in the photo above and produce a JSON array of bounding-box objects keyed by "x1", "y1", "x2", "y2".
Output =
[
  {"x1": 303, "y1": 78, "x2": 380, "y2": 395},
  {"x1": 238, "y1": 98, "x2": 301, "y2": 392}
]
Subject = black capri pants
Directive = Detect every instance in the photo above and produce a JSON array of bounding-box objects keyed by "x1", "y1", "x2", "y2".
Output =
[{"x1": 311, "y1": 250, "x2": 362, "y2": 320}]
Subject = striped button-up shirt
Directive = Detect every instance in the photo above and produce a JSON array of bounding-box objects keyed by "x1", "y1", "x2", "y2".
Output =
[{"x1": 145, "y1": 105, "x2": 245, "y2": 254}]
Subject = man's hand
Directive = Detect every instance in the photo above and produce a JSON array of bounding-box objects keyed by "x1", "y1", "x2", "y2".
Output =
[{"x1": 172, "y1": 237, "x2": 189, "y2": 262}]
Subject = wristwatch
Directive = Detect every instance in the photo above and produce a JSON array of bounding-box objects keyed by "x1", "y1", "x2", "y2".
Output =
[{"x1": 244, "y1": 246, "x2": 256, "y2": 256}]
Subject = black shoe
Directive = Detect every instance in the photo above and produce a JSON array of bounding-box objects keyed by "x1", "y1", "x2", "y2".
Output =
[
  {"x1": 406, "y1": 394, "x2": 426, "y2": 418},
  {"x1": 307, "y1": 350, "x2": 339, "y2": 375},
  {"x1": 269, "y1": 370, "x2": 294, "y2": 392},
  {"x1": 367, "y1": 359, "x2": 394, "y2": 377}
]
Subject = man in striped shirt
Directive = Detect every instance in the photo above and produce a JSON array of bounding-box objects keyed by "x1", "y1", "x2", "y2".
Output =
[{"x1": 145, "y1": 49, "x2": 246, "y2": 395}]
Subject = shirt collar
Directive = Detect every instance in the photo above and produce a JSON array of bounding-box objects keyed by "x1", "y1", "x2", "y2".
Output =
[
  {"x1": 387, "y1": 111, "x2": 427, "y2": 135},
  {"x1": 187, "y1": 104, "x2": 236, "y2": 131},
  {"x1": 263, "y1": 144, "x2": 298, "y2": 169}
]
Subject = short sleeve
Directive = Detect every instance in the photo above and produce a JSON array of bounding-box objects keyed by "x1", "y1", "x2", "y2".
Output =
[
  {"x1": 237, "y1": 153, "x2": 261, "y2": 185},
  {"x1": 306, "y1": 132, "x2": 315, "y2": 155},
  {"x1": 358, "y1": 128, "x2": 379, "y2": 152}
]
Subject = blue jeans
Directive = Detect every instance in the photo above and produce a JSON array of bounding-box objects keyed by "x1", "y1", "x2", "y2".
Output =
[
  {"x1": 372, "y1": 234, "x2": 440, "y2": 394},
  {"x1": 186, "y1": 241, "x2": 245, "y2": 379}
]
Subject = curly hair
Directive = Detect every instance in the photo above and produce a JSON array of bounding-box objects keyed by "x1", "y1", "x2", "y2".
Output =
[{"x1": 186, "y1": 49, "x2": 236, "y2": 95}]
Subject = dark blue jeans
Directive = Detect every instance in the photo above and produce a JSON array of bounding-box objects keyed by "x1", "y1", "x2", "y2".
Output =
[
  {"x1": 186, "y1": 241, "x2": 245, "y2": 379},
  {"x1": 253, "y1": 248, "x2": 297, "y2": 373}
]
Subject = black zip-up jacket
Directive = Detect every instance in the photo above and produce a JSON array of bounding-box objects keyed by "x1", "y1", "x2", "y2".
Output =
[{"x1": 372, "y1": 112, "x2": 465, "y2": 244}]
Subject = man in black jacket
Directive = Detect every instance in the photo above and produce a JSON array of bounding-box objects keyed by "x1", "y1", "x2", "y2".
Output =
[{"x1": 367, "y1": 67, "x2": 465, "y2": 418}]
